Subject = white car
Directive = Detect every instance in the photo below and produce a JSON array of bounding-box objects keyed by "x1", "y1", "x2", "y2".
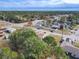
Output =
[{"x1": 5, "y1": 28, "x2": 16, "y2": 33}]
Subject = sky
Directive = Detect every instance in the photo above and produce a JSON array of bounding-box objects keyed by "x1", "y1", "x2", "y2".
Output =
[{"x1": 0, "y1": 0, "x2": 79, "y2": 11}]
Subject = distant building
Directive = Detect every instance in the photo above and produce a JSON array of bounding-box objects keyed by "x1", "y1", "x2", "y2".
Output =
[
  {"x1": 0, "y1": 27, "x2": 5, "y2": 39},
  {"x1": 33, "y1": 20, "x2": 46, "y2": 29}
]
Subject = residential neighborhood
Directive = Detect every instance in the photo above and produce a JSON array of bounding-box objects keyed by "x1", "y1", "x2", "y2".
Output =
[{"x1": 0, "y1": 11, "x2": 79, "y2": 59}]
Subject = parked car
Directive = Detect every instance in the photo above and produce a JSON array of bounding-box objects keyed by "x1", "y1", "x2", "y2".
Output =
[{"x1": 4, "y1": 28, "x2": 16, "y2": 33}]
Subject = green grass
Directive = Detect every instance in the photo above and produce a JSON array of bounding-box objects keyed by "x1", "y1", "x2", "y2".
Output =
[
  {"x1": 73, "y1": 25, "x2": 79, "y2": 30},
  {"x1": 73, "y1": 42, "x2": 79, "y2": 48},
  {"x1": 53, "y1": 35, "x2": 61, "y2": 43},
  {"x1": 56, "y1": 29, "x2": 71, "y2": 35}
]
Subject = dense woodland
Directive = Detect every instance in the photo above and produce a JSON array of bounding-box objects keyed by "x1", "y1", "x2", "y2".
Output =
[{"x1": 0, "y1": 11, "x2": 79, "y2": 23}]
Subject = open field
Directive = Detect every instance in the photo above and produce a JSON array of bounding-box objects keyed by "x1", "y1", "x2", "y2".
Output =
[{"x1": 0, "y1": 39, "x2": 8, "y2": 48}]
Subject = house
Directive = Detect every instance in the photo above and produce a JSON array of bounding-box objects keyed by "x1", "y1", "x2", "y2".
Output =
[
  {"x1": 0, "y1": 27, "x2": 5, "y2": 39},
  {"x1": 33, "y1": 20, "x2": 46, "y2": 29},
  {"x1": 0, "y1": 23, "x2": 6, "y2": 39},
  {"x1": 51, "y1": 25, "x2": 60, "y2": 29},
  {"x1": 0, "y1": 31, "x2": 4, "y2": 38}
]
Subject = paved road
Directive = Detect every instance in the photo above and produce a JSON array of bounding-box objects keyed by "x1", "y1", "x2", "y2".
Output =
[{"x1": 61, "y1": 40, "x2": 79, "y2": 58}]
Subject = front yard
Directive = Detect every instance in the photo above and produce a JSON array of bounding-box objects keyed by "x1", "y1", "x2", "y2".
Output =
[
  {"x1": 73, "y1": 41, "x2": 79, "y2": 48},
  {"x1": 0, "y1": 39, "x2": 8, "y2": 48}
]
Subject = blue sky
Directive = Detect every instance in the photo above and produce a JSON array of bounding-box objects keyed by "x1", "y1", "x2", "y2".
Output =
[{"x1": 0, "y1": 0, "x2": 79, "y2": 11}]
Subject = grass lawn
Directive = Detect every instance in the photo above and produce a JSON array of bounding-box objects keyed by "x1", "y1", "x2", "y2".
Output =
[
  {"x1": 73, "y1": 42, "x2": 79, "y2": 48},
  {"x1": 55, "y1": 29, "x2": 71, "y2": 35},
  {"x1": 0, "y1": 40, "x2": 8, "y2": 48},
  {"x1": 53, "y1": 35, "x2": 61, "y2": 43},
  {"x1": 73, "y1": 25, "x2": 79, "y2": 30}
]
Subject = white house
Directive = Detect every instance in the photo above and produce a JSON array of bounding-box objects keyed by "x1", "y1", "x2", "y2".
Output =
[{"x1": 32, "y1": 20, "x2": 45, "y2": 29}]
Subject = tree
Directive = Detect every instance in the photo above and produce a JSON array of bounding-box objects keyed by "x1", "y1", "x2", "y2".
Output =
[
  {"x1": 9, "y1": 28, "x2": 37, "y2": 52},
  {"x1": 60, "y1": 16, "x2": 66, "y2": 23},
  {"x1": 0, "y1": 48, "x2": 18, "y2": 59},
  {"x1": 9, "y1": 28, "x2": 51, "y2": 59},
  {"x1": 42, "y1": 36, "x2": 57, "y2": 47},
  {"x1": 54, "y1": 46, "x2": 69, "y2": 59},
  {"x1": 42, "y1": 36, "x2": 69, "y2": 59},
  {"x1": 0, "y1": 16, "x2": 4, "y2": 20}
]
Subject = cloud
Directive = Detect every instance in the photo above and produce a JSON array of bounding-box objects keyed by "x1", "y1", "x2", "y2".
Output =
[
  {"x1": 0, "y1": 0, "x2": 64, "y2": 7},
  {"x1": 27, "y1": 0, "x2": 64, "y2": 7},
  {"x1": 63, "y1": 0, "x2": 79, "y2": 4},
  {"x1": 0, "y1": 0, "x2": 79, "y2": 11}
]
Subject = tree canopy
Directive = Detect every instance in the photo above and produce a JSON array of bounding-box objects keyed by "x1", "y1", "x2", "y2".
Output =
[
  {"x1": 9, "y1": 28, "x2": 51, "y2": 59},
  {"x1": 42, "y1": 36, "x2": 57, "y2": 47},
  {"x1": 43, "y1": 36, "x2": 69, "y2": 59}
]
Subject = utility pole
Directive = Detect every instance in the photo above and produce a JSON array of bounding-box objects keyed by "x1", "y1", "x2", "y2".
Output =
[{"x1": 59, "y1": 24, "x2": 64, "y2": 45}]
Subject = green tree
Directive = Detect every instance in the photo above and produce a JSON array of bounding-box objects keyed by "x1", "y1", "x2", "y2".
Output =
[
  {"x1": 0, "y1": 48, "x2": 18, "y2": 59},
  {"x1": 42, "y1": 36, "x2": 57, "y2": 47},
  {"x1": 9, "y1": 28, "x2": 51, "y2": 59},
  {"x1": 42, "y1": 36, "x2": 69, "y2": 59},
  {"x1": 54, "y1": 46, "x2": 69, "y2": 59}
]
